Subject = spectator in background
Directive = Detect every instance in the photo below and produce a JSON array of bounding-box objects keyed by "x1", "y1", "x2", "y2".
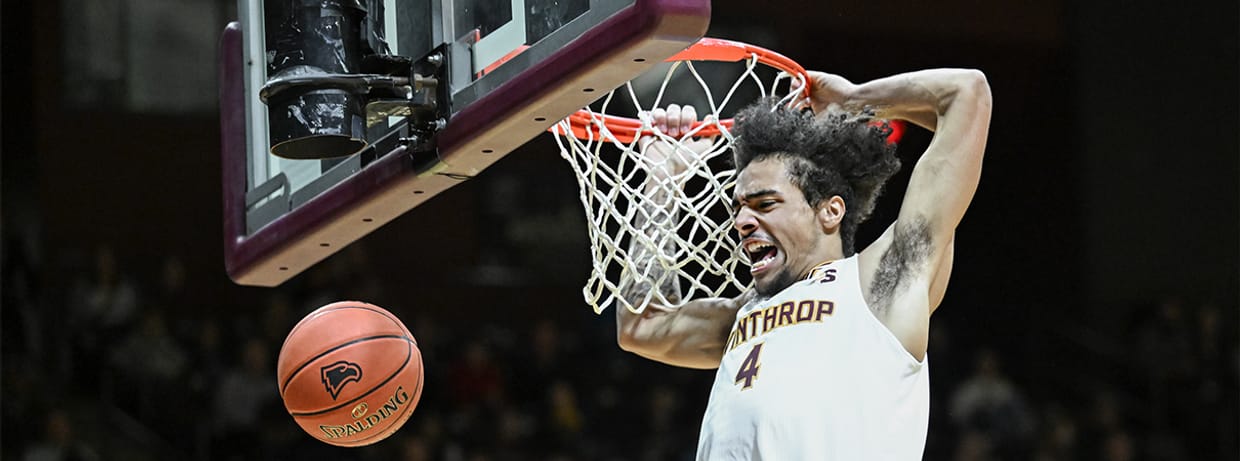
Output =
[
  {"x1": 4, "y1": 357, "x2": 51, "y2": 455},
  {"x1": 211, "y1": 337, "x2": 278, "y2": 461},
  {"x1": 641, "y1": 385, "x2": 687, "y2": 460},
  {"x1": 1079, "y1": 391, "x2": 1134, "y2": 459},
  {"x1": 953, "y1": 430, "x2": 993, "y2": 461},
  {"x1": 444, "y1": 338, "x2": 506, "y2": 454},
  {"x1": 545, "y1": 379, "x2": 584, "y2": 453},
  {"x1": 107, "y1": 307, "x2": 188, "y2": 424},
  {"x1": 21, "y1": 409, "x2": 99, "y2": 461},
  {"x1": 3, "y1": 236, "x2": 43, "y2": 363},
  {"x1": 1033, "y1": 405, "x2": 1080, "y2": 461},
  {"x1": 448, "y1": 340, "x2": 505, "y2": 408},
  {"x1": 1102, "y1": 430, "x2": 1135, "y2": 461},
  {"x1": 400, "y1": 435, "x2": 433, "y2": 461},
  {"x1": 73, "y1": 245, "x2": 140, "y2": 332},
  {"x1": 186, "y1": 317, "x2": 226, "y2": 458},
  {"x1": 151, "y1": 255, "x2": 205, "y2": 347},
  {"x1": 1136, "y1": 298, "x2": 1195, "y2": 425},
  {"x1": 949, "y1": 348, "x2": 1035, "y2": 459},
  {"x1": 1190, "y1": 301, "x2": 1233, "y2": 457},
  {"x1": 68, "y1": 245, "x2": 140, "y2": 378}
]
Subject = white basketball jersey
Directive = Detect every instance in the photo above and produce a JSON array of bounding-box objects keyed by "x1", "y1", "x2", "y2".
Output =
[{"x1": 696, "y1": 256, "x2": 930, "y2": 460}]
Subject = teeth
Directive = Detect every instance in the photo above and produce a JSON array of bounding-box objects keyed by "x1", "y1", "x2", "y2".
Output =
[
  {"x1": 744, "y1": 241, "x2": 776, "y2": 271},
  {"x1": 745, "y1": 242, "x2": 773, "y2": 253}
]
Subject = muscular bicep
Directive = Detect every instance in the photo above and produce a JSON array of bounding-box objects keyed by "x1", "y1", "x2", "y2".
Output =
[
  {"x1": 898, "y1": 71, "x2": 991, "y2": 248},
  {"x1": 854, "y1": 70, "x2": 988, "y2": 359},
  {"x1": 874, "y1": 72, "x2": 988, "y2": 313},
  {"x1": 616, "y1": 293, "x2": 749, "y2": 369}
]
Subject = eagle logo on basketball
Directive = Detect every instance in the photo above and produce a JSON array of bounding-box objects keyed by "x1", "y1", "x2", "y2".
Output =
[{"x1": 321, "y1": 361, "x2": 363, "y2": 400}]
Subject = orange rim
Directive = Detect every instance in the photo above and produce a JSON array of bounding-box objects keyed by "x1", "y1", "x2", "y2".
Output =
[{"x1": 558, "y1": 38, "x2": 809, "y2": 144}]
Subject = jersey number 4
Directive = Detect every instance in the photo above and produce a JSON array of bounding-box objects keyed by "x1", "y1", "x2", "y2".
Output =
[{"x1": 734, "y1": 343, "x2": 764, "y2": 390}]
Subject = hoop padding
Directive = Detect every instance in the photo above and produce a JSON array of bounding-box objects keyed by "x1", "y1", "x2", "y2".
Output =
[{"x1": 552, "y1": 38, "x2": 808, "y2": 314}]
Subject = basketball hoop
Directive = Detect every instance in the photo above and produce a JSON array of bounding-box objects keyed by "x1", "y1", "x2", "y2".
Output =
[
  {"x1": 551, "y1": 38, "x2": 811, "y2": 314},
  {"x1": 557, "y1": 38, "x2": 810, "y2": 143}
]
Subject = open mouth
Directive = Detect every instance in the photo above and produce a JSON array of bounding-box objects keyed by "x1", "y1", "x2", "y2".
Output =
[{"x1": 744, "y1": 241, "x2": 778, "y2": 272}]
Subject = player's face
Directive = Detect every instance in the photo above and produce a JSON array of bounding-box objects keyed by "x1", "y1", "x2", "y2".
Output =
[{"x1": 733, "y1": 158, "x2": 833, "y2": 296}]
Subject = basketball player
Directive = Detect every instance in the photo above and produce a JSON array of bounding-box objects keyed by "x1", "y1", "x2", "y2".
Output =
[{"x1": 615, "y1": 68, "x2": 992, "y2": 459}]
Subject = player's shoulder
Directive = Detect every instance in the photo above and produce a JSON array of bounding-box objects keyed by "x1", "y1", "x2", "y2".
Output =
[{"x1": 729, "y1": 289, "x2": 760, "y2": 311}]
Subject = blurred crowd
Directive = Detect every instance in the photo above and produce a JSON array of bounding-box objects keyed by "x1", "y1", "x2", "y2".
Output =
[{"x1": 2, "y1": 237, "x2": 1236, "y2": 461}]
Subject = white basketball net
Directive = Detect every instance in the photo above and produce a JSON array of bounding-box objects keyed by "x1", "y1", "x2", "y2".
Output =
[{"x1": 552, "y1": 48, "x2": 805, "y2": 314}]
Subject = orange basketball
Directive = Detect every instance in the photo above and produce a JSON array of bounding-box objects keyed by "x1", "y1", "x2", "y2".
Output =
[{"x1": 277, "y1": 301, "x2": 423, "y2": 447}]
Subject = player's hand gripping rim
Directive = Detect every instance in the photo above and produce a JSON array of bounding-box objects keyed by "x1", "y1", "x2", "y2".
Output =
[
  {"x1": 789, "y1": 70, "x2": 861, "y2": 115},
  {"x1": 638, "y1": 104, "x2": 717, "y2": 179}
]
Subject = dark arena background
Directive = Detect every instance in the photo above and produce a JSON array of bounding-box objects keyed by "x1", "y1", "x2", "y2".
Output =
[{"x1": 3, "y1": 1, "x2": 1237, "y2": 460}]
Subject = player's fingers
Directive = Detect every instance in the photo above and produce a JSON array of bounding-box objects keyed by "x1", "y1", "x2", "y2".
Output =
[
  {"x1": 681, "y1": 105, "x2": 698, "y2": 136},
  {"x1": 650, "y1": 107, "x2": 667, "y2": 135},
  {"x1": 665, "y1": 104, "x2": 682, "y2": 137},
  {"x1": 791, "y1": 77, "x2": 807, "y2": 96}
]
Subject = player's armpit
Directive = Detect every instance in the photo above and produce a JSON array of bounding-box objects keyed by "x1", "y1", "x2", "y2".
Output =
[
  {"x1": 860, "y1": 223, "x2": 947, "y2": 313},
  {"x1": 869, "y1": 216, "x2": 934, "y2": 318}
]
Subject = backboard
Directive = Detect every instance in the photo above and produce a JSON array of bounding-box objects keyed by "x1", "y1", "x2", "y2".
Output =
[{"x1": 221, "y1": 0, "x2": 710, "y2": 286}]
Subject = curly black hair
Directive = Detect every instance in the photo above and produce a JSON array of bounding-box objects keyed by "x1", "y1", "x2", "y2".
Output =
[{"x1": 731, "y1": 98, "x2": 901, "y2": 255}]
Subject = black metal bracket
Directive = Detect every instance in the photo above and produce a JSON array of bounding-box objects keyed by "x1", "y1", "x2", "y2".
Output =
[{"x1": 257, "y1": 43, "x2": 451, "y2": 161}]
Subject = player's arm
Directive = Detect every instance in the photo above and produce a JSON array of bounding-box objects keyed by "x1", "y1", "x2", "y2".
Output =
[
  {"x1": 930, "y1": 236, "x2": 954, "y2": 313},
  {"x1": 614, "y1": 105, "x2": 747, "y2": 370},
  {"x1": 813, "y1": 69, "x2": 991, "y2": 358},
  {"x1": 616, "y1": 293, "x2": 749, "y2": 369}
]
